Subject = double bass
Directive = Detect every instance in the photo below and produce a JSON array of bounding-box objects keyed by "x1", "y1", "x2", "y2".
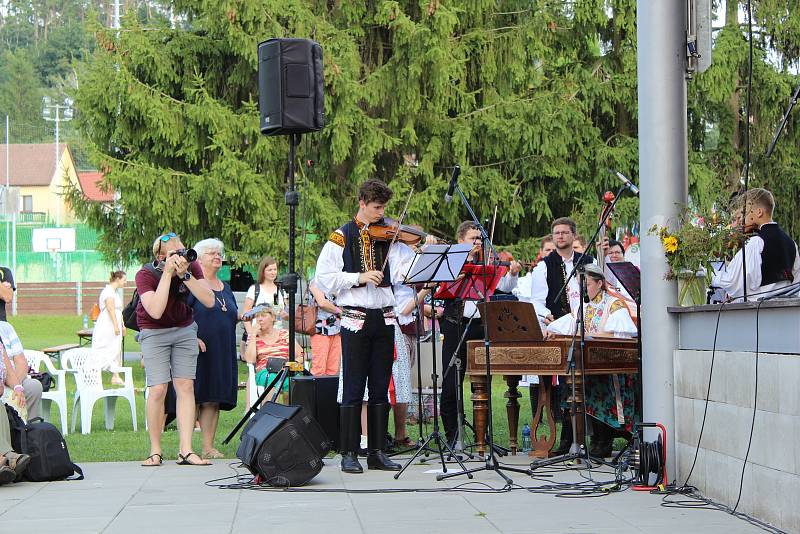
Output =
[{"x1": 597, "y1": 191, "x2": 639, "y2": 324}]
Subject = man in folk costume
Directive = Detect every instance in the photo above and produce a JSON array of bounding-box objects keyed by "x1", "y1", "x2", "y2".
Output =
[
  {"x1": 713, "y1": 188, "x2": 800, "y2": 301},
  {"x1": 315, "y1": 179, "x2": 418, "y2": 474},
  {"x1": 524, "y1": 217, "x2": 594, "y2": 455},
  {"x1": 545, "y1": 264, "x2": 638, "y2": 457}
]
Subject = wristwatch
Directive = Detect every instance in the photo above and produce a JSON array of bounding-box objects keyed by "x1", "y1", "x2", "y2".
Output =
[{"x1": 182, "y1": 272, "x2": 191, "y2": 281}]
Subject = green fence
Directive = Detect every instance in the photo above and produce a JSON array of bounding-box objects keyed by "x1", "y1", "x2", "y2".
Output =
[{"x1": 0, "y1": 221, "x2": 136, "y2": 282}]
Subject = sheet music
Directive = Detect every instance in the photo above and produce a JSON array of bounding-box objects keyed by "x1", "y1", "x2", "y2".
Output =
[{"x1": 404, "y1": 243, "x2": 472, "y2": 283}]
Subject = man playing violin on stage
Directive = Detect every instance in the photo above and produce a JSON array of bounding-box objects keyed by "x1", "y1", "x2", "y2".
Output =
[
  {"x1": 315, "y1": 179, "x2": 433, "y2": 474},
  {"x1": 712, "y1": 188, "x2": 800, "y2": 301},
  {"x1": 439, "y1": 221, "x2": 521, "y2": 448}
]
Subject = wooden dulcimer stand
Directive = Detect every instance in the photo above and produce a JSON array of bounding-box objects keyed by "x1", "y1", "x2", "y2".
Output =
[{"x1": 467, "y1": 301, "x2": 639, "y2": 457}]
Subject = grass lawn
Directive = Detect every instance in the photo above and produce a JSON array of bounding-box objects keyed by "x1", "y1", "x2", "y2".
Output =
[
  {"x1": 8, "y1": 315, "x2": 556, "y2": 463},
  {"x1": 7, "y1": 314, "x2": 141, "y2": 353},
  {"x1": 53, "y1": 369, "x2": 544, "y2": 463}
]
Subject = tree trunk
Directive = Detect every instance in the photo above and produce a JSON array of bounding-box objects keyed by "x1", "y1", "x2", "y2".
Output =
[{"x1": 725, "y1": 0, "x2": 742, "y2": 191}]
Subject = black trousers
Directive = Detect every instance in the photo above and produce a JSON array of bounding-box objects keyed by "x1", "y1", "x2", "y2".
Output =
[
  {"x1": 440, "y1": 316, "x2": 484, "y2": 440},
  {"x1": 340, "y1": 307, "x2": 395, "y2": 406}
]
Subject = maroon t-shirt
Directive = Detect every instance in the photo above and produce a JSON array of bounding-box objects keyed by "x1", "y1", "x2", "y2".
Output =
[{"x1": 135, "y1": 262, "x2": 204, "y2": 330}]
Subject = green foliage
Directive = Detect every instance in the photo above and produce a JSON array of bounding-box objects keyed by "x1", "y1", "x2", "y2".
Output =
[
  {"x1": 5, "y1": 0, "x2": 797, "y2": 273},
  {"x1": 67, "y1": 0, "x2": 644, "y2": 268}
]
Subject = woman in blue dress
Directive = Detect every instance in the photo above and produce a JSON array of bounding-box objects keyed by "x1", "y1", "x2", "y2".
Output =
[{"x1": 189, "y1": 238, "x2": 239, "y2": 459}]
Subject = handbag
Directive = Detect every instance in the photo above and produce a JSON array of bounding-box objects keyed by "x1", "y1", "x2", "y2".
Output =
[
  {"x1": 29, "y1": 372, "x2": 55, "y2": 392},
  {"x1": 89, "y1": 303, "x2": 101, "y2": 322},
  {"x1": 294, "y1": 304, "x2": 318, "y2": 335}
]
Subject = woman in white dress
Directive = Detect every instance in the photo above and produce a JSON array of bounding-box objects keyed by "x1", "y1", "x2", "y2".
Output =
[{"x1": 92, "y1": 271, "x2": 126, "y2": 386}]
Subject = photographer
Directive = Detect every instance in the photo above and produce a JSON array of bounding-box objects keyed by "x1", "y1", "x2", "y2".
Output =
[{"x1": 137, "y1": 233, "x2": 214, "y2": 467}]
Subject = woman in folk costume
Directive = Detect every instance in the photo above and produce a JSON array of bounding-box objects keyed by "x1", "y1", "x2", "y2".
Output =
[{"x1": 545, "y1": 263, "x2": 638, "y2": 457}]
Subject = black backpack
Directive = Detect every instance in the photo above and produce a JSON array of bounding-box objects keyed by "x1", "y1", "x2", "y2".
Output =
[
  {"x1": 5, "y1": 405, "x2": 83, "y2": 481},
  {"x1": 122, "y1": 263, "x2": 161, "y2": 332},
  {"x1": 121, "y1": 289, "x2": 140, "y2": 331}
]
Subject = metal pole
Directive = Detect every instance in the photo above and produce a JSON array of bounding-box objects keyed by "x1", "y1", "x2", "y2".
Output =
[
  {"x1": 637, "y1": 0, "x2": 688, "y2": 482},
  {"x1": 55, "y1": 106, "x2": 61, "y2": 227},
  {"x1": 5, "y1": 115, "x2": 9, "y2": 266}
]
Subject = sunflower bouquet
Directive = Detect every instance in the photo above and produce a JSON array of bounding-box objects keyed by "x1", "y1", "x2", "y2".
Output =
[{"x1": 649, "y1": 206, "x2": 744, "y2": 285}]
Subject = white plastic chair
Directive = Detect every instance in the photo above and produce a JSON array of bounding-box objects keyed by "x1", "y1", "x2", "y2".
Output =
[
  {"x1": 62, "y1": 348, "x2": 138, "y2": 435},
  {"x1": 23, "y1": 350, "x2": 69, "y2": 434},
  {"x1": 246, "y1": 362, "x2": 263, "y2": 413}
]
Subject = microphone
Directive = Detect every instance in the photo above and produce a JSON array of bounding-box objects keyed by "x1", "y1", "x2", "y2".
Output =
[
  {"x1": 613, "y1": 170, "x2": 639, "y2": 196},
  {"x1": 444, "y1": 165, "x2": 461, "y2": 203}
]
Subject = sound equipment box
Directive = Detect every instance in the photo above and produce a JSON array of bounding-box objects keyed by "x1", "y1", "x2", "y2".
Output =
[
  {"x1": 289, "y1": 375, "x2": 340, "y2": 451},
  {"x1": 258, "y1": 38, "x2": 324, "y2": 136},
  {"x1": 236, "y1": 402, "x2": 331, "y2": 487}
]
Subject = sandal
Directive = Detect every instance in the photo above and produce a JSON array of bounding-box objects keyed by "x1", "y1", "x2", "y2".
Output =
[
  {"x1": 202, "y1": 449, "x2": 224, "y2": 460},
  {"x1": 177, "y1": 452, "x2": 211, "y2": 466},
  {"x1": 141, "y1": 453, "x2": 163, "y2": 467},
  {"x1": 5, "y1": 453, "x2": 30, "y2": 480},
  {"x1": 0, "y1": 466, "x2": 15, "y2": 485},
  {"x1": 393, "y1": 437, "x2": 414, "y2": 448}
]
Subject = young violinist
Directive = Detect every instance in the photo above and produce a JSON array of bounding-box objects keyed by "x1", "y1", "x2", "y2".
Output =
[
  {"x1": 712, "y1": 188, "x2": 800, "y2": 301},
  {"x1": 439, "y1": 221, "x2": 521, "y2": 447},
  {"x1": 314, "y1": 179, "x2": 427, "y2": 474}
]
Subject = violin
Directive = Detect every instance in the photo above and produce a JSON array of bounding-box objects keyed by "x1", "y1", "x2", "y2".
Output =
[{"x1": 367, "y1": 217, "x2": 429, "y2": 246}]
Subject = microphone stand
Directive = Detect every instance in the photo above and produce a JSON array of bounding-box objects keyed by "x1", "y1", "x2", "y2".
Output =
[
  {"x1": 539, "y1": 182, "x2": 628, "y2": 467},
  {"x1": 437, "y1": 182, "x2": 531, "y2": 486},
  {"x1": 765, "y1": 81, "x2": 800, "y2": 158}
]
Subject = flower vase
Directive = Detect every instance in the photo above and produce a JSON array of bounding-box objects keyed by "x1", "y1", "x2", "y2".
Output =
[{"x1": 677, "y1": 275, "x2": 707, "y2": 306}]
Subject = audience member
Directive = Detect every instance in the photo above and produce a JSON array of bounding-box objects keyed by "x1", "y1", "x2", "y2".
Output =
[
  {"x1": 308, "y1": 279, "x2": 341, "y2": 376},
  {"x1": 0, "y1": 266, "x2": 14, "y2": 322},
  {"x1": 0, "y1": 322, "x2": 42, "y2": 420},
  {"x1": 92, "y1": 270, "x2": 127, "y2": 386},
  {"x1": 189, "y1": 239, "x2": 238, "y2": 459},
  {"x1": 136, "y1": 232, "x2": 214, "y2": 467},
  {"x1": 243, "y1": 306, "x2": 303, "y2": 404},
  {"x1": 241, "y1": 255, "x2": 287, "y2": 357}
]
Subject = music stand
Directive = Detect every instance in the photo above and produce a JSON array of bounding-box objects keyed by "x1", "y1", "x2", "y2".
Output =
[
  {"x1": 394, "y1": 243, "x2": 474, "y2": 480},
  {"x1": 606, "y1": 261, "x2": 642, "y2": 462},
  {"x1": 606, "y1": 262, "x2": 640, "y2": 303},
  {"x1": 437, "y1": 264, "x2": 510, "y2": 457}
]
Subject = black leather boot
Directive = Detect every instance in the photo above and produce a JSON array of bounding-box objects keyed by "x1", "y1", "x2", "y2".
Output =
[
  {"x1": 588, "y1": 420, "x2": 613, "y2": 458},
  {"x1": 551, "y1": 414, "x2": 573, "y2": 456},
  {"x1": 366, "y1": 403, "x2": 401, "y2": 471},
  {"x1": 339, "y1": 405, "x2": 363, "y2": 474}
]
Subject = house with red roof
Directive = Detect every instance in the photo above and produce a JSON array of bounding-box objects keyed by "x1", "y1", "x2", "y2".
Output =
[{"x1": 0, "y1": 143, "x2": 113, "y2": 224}]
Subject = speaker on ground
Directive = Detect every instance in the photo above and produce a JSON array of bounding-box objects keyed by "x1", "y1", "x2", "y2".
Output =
[{"x1": 236, "y1": 402, "x2": 331, "y2": 487}]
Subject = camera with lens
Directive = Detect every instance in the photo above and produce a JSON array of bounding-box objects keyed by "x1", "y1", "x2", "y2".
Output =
[{"x1": 174, "y1": 248, "x2": 197, "y2": 262}]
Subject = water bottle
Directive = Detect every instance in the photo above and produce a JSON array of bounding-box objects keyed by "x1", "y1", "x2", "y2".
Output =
[
  {"x1": 521, "y1": 423, "x2": 532, "y2": 453},
  {"x1": 82, "y1": 314, "x2": 89, "y2": 330}
]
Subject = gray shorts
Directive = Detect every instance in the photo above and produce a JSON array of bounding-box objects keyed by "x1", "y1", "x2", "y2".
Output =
[{"x1": 139, "y1": 323, "x2": 199, "y2": 387}]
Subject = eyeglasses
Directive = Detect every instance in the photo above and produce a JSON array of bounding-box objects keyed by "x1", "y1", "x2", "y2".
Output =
[
  {"x1": 157, "y1": 232, "x2": 178, "y2": 256},
  {"x1": 552, "y1": 231, "x2": 573, "y2": 236}
]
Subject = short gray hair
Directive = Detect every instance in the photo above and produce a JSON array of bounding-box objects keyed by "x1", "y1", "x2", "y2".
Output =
[{"x1": 194, "y1": 238, "x2": 224, "y2": 257}]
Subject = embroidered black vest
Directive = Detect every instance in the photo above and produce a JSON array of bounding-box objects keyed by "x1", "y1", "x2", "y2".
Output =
[
  {"x1": 757, "y1": 223, "x2": 797, "y2": 286},
  {"x1": 340, "y1": 219, "x2": 392, "y2": 288},
  {"x1": 543, "y1": 250, "x2": 594, "y2": 319}
]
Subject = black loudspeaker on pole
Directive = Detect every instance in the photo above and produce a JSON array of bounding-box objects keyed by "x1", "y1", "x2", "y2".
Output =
[
  {"x1": 225, "y1": 38, "x2": 327, "y2": 486},
  {"x1": 258, "y1": 38, "x2": 324, "y2": 136}
]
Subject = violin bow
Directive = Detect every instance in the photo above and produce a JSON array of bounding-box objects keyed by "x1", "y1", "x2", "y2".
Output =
[
  {"x1": 489, "y1": 204, "x2": 498, "y2": 243},
  {"x1": 380, "y1": 184, "x2": 415, "y2": 273}
]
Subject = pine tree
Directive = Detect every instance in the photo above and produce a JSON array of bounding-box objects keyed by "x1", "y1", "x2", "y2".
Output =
[{"x1": 66, "y1": 1, "x2": 800, "y2": 268}]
